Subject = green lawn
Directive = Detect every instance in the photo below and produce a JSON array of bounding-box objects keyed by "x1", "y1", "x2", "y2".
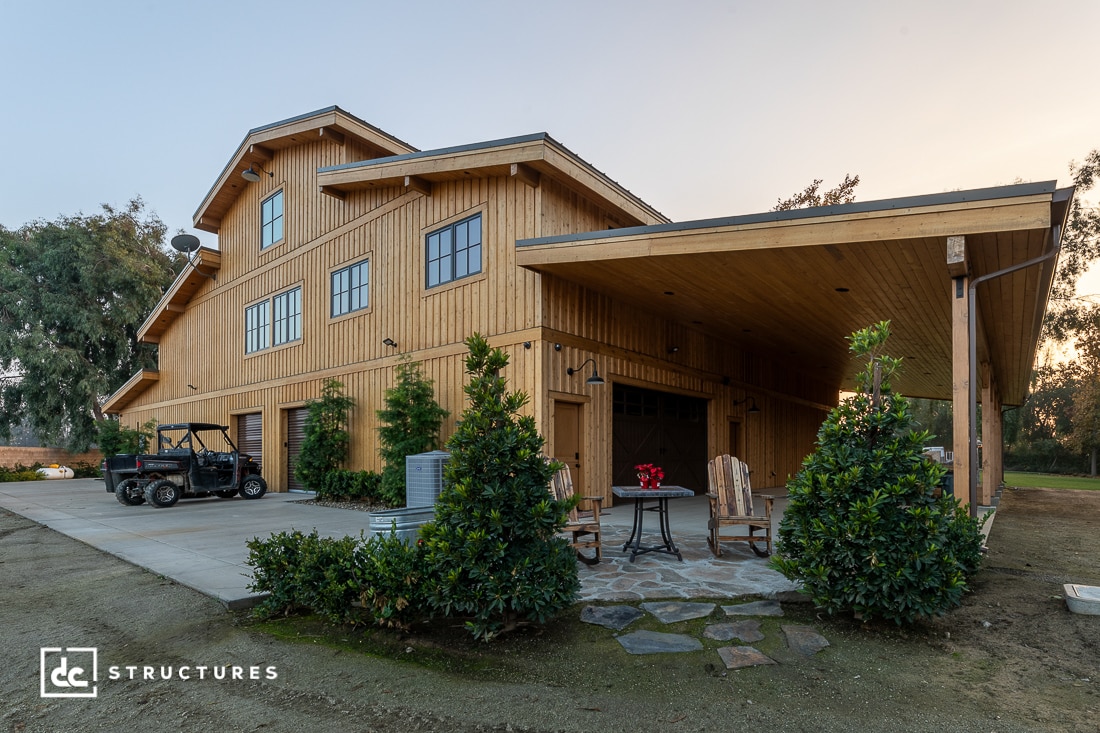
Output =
[{"x1": 1003, "y1": 471, "x2": 1100, "y2": 491}]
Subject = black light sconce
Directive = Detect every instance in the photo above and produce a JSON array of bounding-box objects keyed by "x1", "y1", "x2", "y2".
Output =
[
  {"x1": 241, "y1": 163, "x2": 273, "y2": 182},
  {"x1": 382, "y1": 338, "x2": 398, "y2": 348},
  {"x1": 566, "y1": 358, "x2": 605, "y2": 386},
  {"x1": 187, "y1": 384, "x2": 198, "y2": 391},
  {"x1": 734, "y1": 396, "x2": 761, "y2": 414}
]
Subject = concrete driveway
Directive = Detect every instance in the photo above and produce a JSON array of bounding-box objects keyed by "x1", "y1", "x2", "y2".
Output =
[{"x1": 0, "y1": 478, "x2": 803, "y2": 609}]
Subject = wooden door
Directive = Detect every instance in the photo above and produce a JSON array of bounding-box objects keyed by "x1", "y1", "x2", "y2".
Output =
[
  {"x1": 612, "y1": 384, "x2": 708, "y2": 494},
  {"x1": 729, "y1": 419, "x2": 743, "y2": 460},
  {"x1": 553, "y1": 401, "x2": 587, "y2": 508},
  {"x1": 236, "y1": 412, "x2": 263, "y2": 468}
]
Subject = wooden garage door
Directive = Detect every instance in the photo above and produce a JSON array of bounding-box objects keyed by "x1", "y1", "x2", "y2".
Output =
[
  {"x1": 236, "y1": 413, "x2": 263, "y2": 468},
  {"x1": 612, "y1": 384, "x2": 708, "y2": 493},
  {"x1": 286, "y1": 407, "x2": 309, "y2": 492}
]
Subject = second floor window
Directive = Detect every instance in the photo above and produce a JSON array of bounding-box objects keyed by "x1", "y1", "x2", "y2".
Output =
[
  {"x1": 273, "y1": 287, "x2": 302, "y2": 346},
  {"x1": 261, "y1": 190, "x2": 284, "y2": 250},
  {"x1": 245, "y1": 301, "x2": 269, "y2": 354},
  {"x1": 426, "y1": 213, "x2": 481, "y2": 288},
  {"x1": 331, "y1": 259, "x2": 369, "y2": 317}
]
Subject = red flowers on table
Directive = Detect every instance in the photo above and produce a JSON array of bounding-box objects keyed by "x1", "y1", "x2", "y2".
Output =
[{"x1": 634, "y1": 463, "x2": 665, "y2": 489}]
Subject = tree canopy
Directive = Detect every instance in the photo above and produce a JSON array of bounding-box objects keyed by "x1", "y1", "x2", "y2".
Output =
[
  {"x1": 0, "y1": 198, "x2": 180, "y2": 450},
  {"x1": 773, "y1": 174, "x2": 860, "y2": 211},
  {"x1": 1044, "y1": 150, "x2": 1100, "y2": 342}
]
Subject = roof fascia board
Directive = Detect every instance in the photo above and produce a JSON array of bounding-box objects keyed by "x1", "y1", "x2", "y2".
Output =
[
  {"x1": 136, "y1": 247, "x2": 221, "y2": 343},
  {"x1": 102, "y1": 369, "x2": 159, "y2": 414}
]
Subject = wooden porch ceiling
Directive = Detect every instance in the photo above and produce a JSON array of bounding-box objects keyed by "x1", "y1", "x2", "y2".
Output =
[{"x1": 517, "y1": 184, "x2": 1071, "y2": 405}]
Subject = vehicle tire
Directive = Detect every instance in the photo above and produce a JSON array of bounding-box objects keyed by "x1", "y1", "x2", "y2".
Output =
[
  {"x1": 114, "y1": 480, "x2": 146, "y2": 506},
  {"x1": 214, "y1": 489, "x2": 238, "y2": 499},
  {"x1": 144, "y1": 479, "x2": 181, "y2": 508},
  {"x1": 239, "y1": 475, "x2": 267, "y2": 500}
]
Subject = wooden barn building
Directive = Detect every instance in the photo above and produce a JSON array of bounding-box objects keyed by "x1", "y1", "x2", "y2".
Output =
[{"x1": 104, "y1": 106, "x2": 1072, "y2": 508}]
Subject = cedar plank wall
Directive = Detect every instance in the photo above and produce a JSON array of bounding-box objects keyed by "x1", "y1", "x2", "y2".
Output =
[{"x1": 119, "y1": 140, "x2": 542, "y2": 490}]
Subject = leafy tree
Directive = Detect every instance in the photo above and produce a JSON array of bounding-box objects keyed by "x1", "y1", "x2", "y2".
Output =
[
  {"x1": 1067, "y1": 307, "x2": 1100, "y2": 475},
  {"x1": 295, "y1": 379, "x2": 355, "y2": 492},
  {"x1": 773, "y1": 174, "x2": 860, "y2": 211},
  {"x1": 0, "y1": 199, "x2": 179, "y2": 450},
  {"x1": 1044, "y1": 150, "x2": 1100, "y2": 342},
  {"x1": 773, "y1": 322, "x2": 985, "y2": 624},
  {"x1": 420, "y1": 333, "x2": 579, "y2": 640},
  {"x1": 376, "y1": 358, "x2": 449, "y2": 506},
  {"x1": 1003, "y1": 362, "x2": 1084, "y2": 473}
]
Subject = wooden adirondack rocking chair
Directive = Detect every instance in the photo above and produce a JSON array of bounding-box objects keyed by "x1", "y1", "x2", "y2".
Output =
[
  {"x1": 549, "y1": 464, "x2": 603, "y2": 565},
  {"x1": 706, "y1": 454, "x2": 774, "y2": 558}
]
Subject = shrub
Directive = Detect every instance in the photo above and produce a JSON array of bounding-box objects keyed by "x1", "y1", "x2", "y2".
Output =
[
  {"x1": 246, "y1": 529, "x2": 362, "y2": 623},
  {"x1": 315, "y1": 469, "x2": 383, "y2": 503},
  {"x1": 295, "y1": 380, "x2": 355, "y2": 492},
  {"x1": 772, "y1": 321, "x2": 986, "y2": 624},
  {"x1": 0, "y1": 464, "x2": 42, "y2": 482},
  {"x1": 419, "y1": 333, "x2": 579, "y2": 640},
  {"x1": 377, "y1": 358, "x2": 449, "y2": 506},
  {"x1": 355, "y1": 533, "x2": 431, "y2": 630},
  {"x1": 96, "y1": 418, "x2": 157, "y2": 456}
]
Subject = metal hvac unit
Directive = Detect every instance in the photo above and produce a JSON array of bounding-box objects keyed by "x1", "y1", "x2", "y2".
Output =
[{"x1": 405, "y1": 450, "x2": 450, "y2": 507}]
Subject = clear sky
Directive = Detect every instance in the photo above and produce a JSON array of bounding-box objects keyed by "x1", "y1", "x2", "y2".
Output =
[{"x1": 3, "y1": 0, "x2": 1098, "y2": 292}]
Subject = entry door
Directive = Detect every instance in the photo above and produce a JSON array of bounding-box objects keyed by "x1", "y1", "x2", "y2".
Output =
[
  {"x1": 286, "y1": 408, "x2": 309, "y2": 492},
  {"x1": 553, "y1": 401, "x2": 587, "y2": 508},
  {"x1": 237, "y1": 412, "x2": 263, "y2": 467}
]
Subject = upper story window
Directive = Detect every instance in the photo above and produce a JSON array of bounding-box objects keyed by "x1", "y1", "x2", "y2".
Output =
[
  {"x1": 426, "y1": 213, "x2": 481, "y2": 288},
  {"x1": 245, "y1": 301, "x2": 270, "y2": 354},
  {"x1": 261, "y1": 190, "x2": 284, "y2": 250},
  {"x1": 273, "y1": 287, "x2": 302, "y2": 346},
  {"x1": 331, "y1": 259, "x2": 369, "y2": 317}
]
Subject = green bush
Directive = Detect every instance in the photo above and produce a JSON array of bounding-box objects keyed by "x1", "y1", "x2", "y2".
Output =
[
  {"x1": 419, "y1": 333, "x2": 579, "y2": 641},
  {"x1": 0, "y1": 464, "x2": 43, "y2": 482},
  {"x1": 355, "y1": 532, "x2": 430, "y2": 630},
  {"x1": 246, "y1": 530, "x2": 362, "y2": 623},
  {"x1": 70, "y1": 461, "x2": 102, "y2": 478},
  {"x1": 377, "y1": 359, "x2": 449, "y2": 507},
  {"x1": 772, "y1": 322, "x2": 985, "y2": 625},
  {"x1": 315, "y1": 469, "x2": 383, "y2": 503},
  {"x1": 96, "y1": 418, "x2": 157, "y2": 456}
]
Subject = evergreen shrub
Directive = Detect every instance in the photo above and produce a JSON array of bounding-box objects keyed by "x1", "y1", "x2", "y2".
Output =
[
  {"x1": 376, "y1": 359, "x2": 448, "y2": 507},
  {"x1": 772, "y1": 322, "x2": 985, "y2": 624}
]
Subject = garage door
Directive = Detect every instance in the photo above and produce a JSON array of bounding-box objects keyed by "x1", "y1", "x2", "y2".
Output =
[
  {"x1": 286, "y1": 407, "x2": 309, "y2": 492},
  {"x1": 236, "y1": 413, "x2": 263, "y2": 468},
  {"x1": 612, "y1": 384, "x2": 708, "y2": 493}
]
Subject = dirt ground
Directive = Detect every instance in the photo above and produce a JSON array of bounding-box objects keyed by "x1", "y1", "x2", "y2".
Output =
[{"x1": 2, "y1": 487, "x2": 1098, "y2": 733}]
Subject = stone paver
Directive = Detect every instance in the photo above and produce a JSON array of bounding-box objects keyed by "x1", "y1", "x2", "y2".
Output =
[
  {"x1": 616, "y1": 630, "x2": 703, "y2": 655},
  {"x1": 580, "y1": 605, "x2": 645, "y2": 630},
  {"x1": 782, "y1": 625, "x2": 830, "y2": 655},
  {"x1": 640, "y1": 601, "x2": 715, "y2": 623},
  {"x1": 704, "y1": 620, "x2": 764, "y2": 643},
  {"x1": 722, "y1": 600, "x2": 784, "y2": 616},
  {"x1": 717, "y1": 645, "x2": 777, "y2": 669}
]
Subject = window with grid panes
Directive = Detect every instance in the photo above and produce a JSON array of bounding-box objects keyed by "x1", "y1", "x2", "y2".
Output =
[
  {"x1": 331, "y1": 259, "x2": 369, "y2": 317},
  {"x1": 426, "y1": 213, "x2": 481, "y2": 288},
  {"x1": 261, "y1": 190, "x2": 284, "y2": 249},
  {"x1": 273, "y1": 287, "x2": 301, "y2": 345},
  {"x1": 245, "y1": 301, "x2": 270, "y2": 354}
]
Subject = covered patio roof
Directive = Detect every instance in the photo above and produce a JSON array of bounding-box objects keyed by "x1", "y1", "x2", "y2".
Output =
[{"x1": 517, "y1": 182, "x2": 1074, "y2": 405}]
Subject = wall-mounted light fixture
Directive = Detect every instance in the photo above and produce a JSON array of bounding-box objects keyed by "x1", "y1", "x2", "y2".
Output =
[
  {"x1": 382, "y1": 338, "x2": 398, "y2": 348},
  {"x1": 734, "y1": 396, "x2": 761, "y2": 414},
  {"x1": 187, "y1": 384, "x2": 198, "y2": 391},
  {"x1": 523, "y1": 341, "x2": 532, "y2": 349},
  {"x1": 566, "y1": 358, "x2": 605, "y2": 386},
  {"x1": 241, "y1": 163, "x2": 273, "y2": 182},
  {"x1": 667, "y1": 345, "x2": 680, "y2": 354}
]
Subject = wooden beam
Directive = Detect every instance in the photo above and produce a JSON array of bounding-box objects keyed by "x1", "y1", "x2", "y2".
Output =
[
  {"x1": 248, "y1": 144, "x2": 274, "y2": 162},
  {"x1": 946, "y1": 235, "x2": 969, "y2": 277},
  {"x1": 195, "y1": 215, "x2": 221, "y2": 234},
  {"x1": 319, "y1": 127, "x2": 345, "y2": 145},
  {"x1": 319, "y1": 185, "x2": 347, "y2": 201},
  {"x1": 952, "y1": 270, "x2": 971, "y2": 511},
  {"x1": 404, "y1": 175, "x2": 432, "y2": 196},
  {"x1": 510, "y1": 162, "x2": 541, "y2": 188},
  {"x1": 981, "y1": 374, "x2": 1003, "y2": 506}
]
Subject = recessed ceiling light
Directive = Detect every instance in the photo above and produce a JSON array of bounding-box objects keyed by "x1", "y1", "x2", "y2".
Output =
[
  {"x1": 835, "y1": 287, "x2": 850, "y2": 293},
  {"x1": 664, "y1": 291, "x2": 674, "y2": 296}
]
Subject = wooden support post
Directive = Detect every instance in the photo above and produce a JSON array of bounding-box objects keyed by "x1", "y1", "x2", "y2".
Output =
[
  {"x1": 981, "y1": 376, "x2": 1002, "y2": 506},
  {"x1": 948, "y1": 236, "x2": 971, "y2": 510}
]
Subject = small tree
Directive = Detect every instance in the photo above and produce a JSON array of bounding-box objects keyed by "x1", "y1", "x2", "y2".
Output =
[
  {"x1": 295, "y1": 379, "x2": 355, "y2": 492},
  {"x1": 376, "y1": 358, "x2": 449, "y2": 506},
  {"x1": 419, "y1": 333, "x2": 579, "y2": 640},
  {"x1": 772, "y1": 322, "x2": 985, "y2": 624},
  {"x1": 96, "y1": 417, "x2": 157, "y2": 456}
]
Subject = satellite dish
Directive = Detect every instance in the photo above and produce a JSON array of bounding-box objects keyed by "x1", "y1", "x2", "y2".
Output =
[{"x1": 171, "y1": 234, "x2": 201, "y2": 254}]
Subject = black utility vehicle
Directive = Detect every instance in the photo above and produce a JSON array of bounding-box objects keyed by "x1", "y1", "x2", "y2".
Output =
[{"x1": 103, "y1": 423, "x2": 267, "y2": 508}]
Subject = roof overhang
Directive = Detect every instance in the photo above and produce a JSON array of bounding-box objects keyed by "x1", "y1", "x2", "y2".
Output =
[
  {"x1": 517, "y1": 182, "x2": 1074, "y2": 405},
  {"x1": 315, "y1": 133, "x2": 668, "y2": 227},
  {"x1": 137, "y1": 247, "x2": 221, "y2": 344},
  {"x1": 193, "y1": 106, "x2": 418, "y2": 234},
  {"x1": 102, "y1": 369, "x2": 159, "y2": 415}
]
